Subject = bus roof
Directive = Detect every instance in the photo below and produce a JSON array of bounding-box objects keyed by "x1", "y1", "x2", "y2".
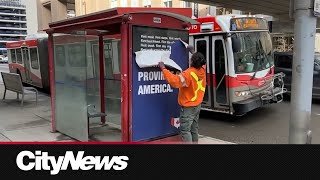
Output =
[
  {"x1": 6, "y1": 39, "x2": 38, "y2": 49},
  {"x1": 189, "y1": 14, "x2": 269, "y2": 35},
  {"x1": 6, "y1": 33, "x2": 48, "y2": 49}
]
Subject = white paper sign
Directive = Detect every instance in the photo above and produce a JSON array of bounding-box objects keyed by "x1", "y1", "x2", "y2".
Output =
[
  {"x1": 179, "y1": 38, "x2": 189, "y2": 48},
  {"x1": 135, "y1": 50, "x2": 183, "y2": 72}
]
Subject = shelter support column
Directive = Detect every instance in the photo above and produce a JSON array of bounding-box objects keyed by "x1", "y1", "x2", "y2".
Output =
[
  {"x1": 48, "y1": 31, "x2": 57, "y2": 132},
  {"x1": 289, "y1": 0, "x2": 317, "y2": 144},
  {"x1": 121, "y1": 22, "x2": 129, "y2": 142},
  {"x1": 99, "y1": 35, "x2": 106, "y2": 124}
]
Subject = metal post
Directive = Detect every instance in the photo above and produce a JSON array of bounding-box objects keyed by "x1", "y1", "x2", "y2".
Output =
[
  {"x1": 48, "y1": 31, "x2": 57, "y2": 133},
  {"x1": 121, "y1": 22, "x2": 129, "y2": 142},
  {"x1": 289, "y1": 0, "x2": 317, "y2": 144},
  {"x1": 99, "y1": 35, "x2": 106, "y2": 124}
]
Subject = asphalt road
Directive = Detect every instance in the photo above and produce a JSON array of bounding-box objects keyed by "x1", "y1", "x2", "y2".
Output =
[{"x1": 198, "y1": 98, "x2": 320, "y2": 144}]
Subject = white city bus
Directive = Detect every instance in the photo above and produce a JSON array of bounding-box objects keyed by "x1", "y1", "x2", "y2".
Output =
[{"x1": 189, "y1": 15, "x2": 286, "y2": 115}]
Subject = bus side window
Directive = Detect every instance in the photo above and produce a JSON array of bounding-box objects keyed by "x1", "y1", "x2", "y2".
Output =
[
  {"x1": 104, "y1": 42, "x2": 113, "y2": 79},
  {"x1": 112, "y1": 40, "x2": 120, "y2": 75},
  {"x1": 9, "y1": 49, "x2": 16, "y2": 63},
  {"x1": 16, "y1": 48, "x2": 22, "y2": 64},
  {"x1": 103, "y1": 39, "x2": 121, "y2": 79},
  {"x1": 30, "y1": 48, "x2": 39, "y2": 69},
  {"x1": 68, "y1": 44, "x2": 86, "y2": 67},
  {"x1": 55, "y1": 45, "x2": 66, "y2": 67}
]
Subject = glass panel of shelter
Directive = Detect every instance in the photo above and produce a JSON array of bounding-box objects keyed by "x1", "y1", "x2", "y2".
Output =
[
  {"x1": 85, "y1": 36, "x2": 101, "y2": 128},
  {"x1": 85, "y1": 34, "x2": 122, "y2": 141},
  {"x1": 53, "y1": 32, "x2": 89, "y2": 142},
  {"x1": 53, "y1": 30, "x2": 122, "y2": 142},
  {"x1": 103, "y1": 39, "x2": 121, "y2": 129}
]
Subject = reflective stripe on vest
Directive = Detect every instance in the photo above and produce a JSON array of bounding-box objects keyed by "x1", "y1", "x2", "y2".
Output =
[{"x1": 190, "y1": 72, "x2": 205, "y2": 102}]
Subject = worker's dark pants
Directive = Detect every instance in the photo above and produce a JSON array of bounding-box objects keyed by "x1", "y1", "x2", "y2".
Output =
[{"x1": 179, "y1": 105, "x2": 201, "y2": 143}]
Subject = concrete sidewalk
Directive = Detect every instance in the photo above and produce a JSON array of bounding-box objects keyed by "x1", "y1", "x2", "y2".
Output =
[{"x1": 0, "y1": 83, "x2": 234, "y2": 144}]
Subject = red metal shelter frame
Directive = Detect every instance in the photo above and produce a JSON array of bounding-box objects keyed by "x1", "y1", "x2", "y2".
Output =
[{"x1": 46, "y1": 7, "x2": 197, "y2": 142}]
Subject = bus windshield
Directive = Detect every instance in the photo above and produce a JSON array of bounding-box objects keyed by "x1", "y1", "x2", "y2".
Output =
[{"x1": 233, "y1": 32, "x2": 274, "y2": 74}]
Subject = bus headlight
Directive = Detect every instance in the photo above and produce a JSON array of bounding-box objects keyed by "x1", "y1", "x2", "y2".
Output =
[{"x1": 235, "y1": 91, "x2": 251, "y2": 97}]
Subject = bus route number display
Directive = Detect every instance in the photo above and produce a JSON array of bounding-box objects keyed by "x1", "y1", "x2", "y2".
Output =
[{"x1": 230, "y1": 17, "x2": 269, "y2": 31}]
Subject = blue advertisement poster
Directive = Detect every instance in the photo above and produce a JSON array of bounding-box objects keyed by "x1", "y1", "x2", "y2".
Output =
[{"x1": 131, "y1": 25, "x2": 189, "y2": 141}]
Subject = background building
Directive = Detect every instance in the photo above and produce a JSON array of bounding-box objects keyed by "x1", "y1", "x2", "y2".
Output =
[
  {"x1": 25, "y1": 0, "x2": 248, "y2": 35},
  {"x1": 75, "y1": 0, "x2": 245, "y2": 17},
  {"x1": 24, "y1": 0, "x2": 252, "y2": 36},
  {"x1": 0, "y1": 0, "x2": 27, "y2": 55},
  {"x1": 0, "y1": 0, "x2": 301, "y2": 58},
  {"x1": 26, "y1": 0, "x2": 75, "y2": 35}
]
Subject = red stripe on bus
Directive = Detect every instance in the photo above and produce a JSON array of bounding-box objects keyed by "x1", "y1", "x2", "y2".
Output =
[
  {"x1": 6, "y1": 40, "x2": 38, "y2": 48},
  {"x1": 206, "y1": 67, "x2": 274, "y2": 88}
]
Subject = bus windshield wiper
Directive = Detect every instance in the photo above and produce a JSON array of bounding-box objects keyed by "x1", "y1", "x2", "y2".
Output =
[
  {"x1": 251, "y1": 39, "x2": 269, "y2": 80},
  {"x1": 251, "y1": 53, "x2": 260, "y2": 80},
  {"x1": 251, "y1": 61, "x2": 259, "y2": 80}
]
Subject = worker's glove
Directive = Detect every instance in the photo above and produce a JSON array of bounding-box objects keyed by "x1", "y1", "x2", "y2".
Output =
[
  {"x1": 187, "y1": 45, "x2": 195, "y2": 54},
  {"x1": 158, "y1": 61, "x2": 166, "y2": 70}
]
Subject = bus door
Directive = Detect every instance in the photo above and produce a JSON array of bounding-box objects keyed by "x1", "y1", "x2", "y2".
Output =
[
  {"x1": 29, "y1": 47, "x2": 42, "y2": 88},
  {"x1": 195, "y1": 36, "x2": 212, "y2": 108},
  {"x1": 211, "y1": 35, "x2": 229, "y2": 109},
  {"x1": 22, "y1": 47, "x2": 31, "y2": 83}
]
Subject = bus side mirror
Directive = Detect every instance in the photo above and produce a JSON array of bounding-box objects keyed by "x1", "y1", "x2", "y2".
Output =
[{"x1": 231, "y1": 34, "x2": 241, "y2": 53}]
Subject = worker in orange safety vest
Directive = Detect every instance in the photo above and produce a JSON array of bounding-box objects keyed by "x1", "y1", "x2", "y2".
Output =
[{"x1": 158, "y1": 48, "x2": 206, "y2": 143}]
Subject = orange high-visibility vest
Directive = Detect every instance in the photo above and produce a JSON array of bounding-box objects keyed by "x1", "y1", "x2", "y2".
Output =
[
  {"x1": 162, "y1": 67, "x2": 206, "y2": 107},
  {"x1": 190, "y1": 71, "x2": 206, "y2": 102}
]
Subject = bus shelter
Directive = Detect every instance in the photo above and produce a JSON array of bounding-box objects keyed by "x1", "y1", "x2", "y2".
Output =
[{"x1": 46, "y1": 8, "x2": 198, "y2": 142}]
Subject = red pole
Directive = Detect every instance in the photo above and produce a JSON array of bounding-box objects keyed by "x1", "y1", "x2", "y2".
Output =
[
  {"x1": 99, "y1": 35, "x2": 106, "y2": 124},
  {"x1": 121, "y1": 23, "x2": 129, "y2": 142},
  {"x1": 48, "y1": 32, "x2": 56, "y2": 132}
]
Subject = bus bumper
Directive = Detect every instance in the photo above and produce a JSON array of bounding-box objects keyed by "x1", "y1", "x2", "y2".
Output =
[
  {"x1": 232, "y1": 72, "x2": 287, "y2": 115},
  {"x1": 232, "y1": 84, "x2": 287, "y2": 115},
  {"x1": 232, "y1": 96, "x2": 263, "y2": 115}
]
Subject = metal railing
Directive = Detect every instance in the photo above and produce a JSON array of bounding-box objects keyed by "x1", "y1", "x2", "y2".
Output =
[
  {"x1": 0, "y1": 24, "x2": 26, "y2": 28},
  {"x1": 0, "y1": 0, "x2": 25, "y2": 8},
  {"x1": 0, "y1": 37, "x2": 21, "y2": 41}
]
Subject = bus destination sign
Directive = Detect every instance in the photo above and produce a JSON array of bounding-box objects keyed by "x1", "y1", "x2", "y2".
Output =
[{"x1": 230, "y1": 17, "x2": 269, "y2": 31}]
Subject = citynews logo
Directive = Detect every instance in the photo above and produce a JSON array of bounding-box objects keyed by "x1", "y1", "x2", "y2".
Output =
[{"x1": 16, "y1": 151, "x2": 129, "y2": 175}]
